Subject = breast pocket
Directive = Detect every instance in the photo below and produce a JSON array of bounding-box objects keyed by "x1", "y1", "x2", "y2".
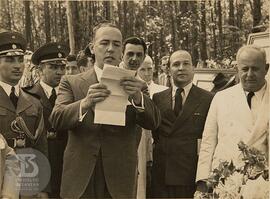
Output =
[{"x1": 22, "y1": 107, "x2": 39, "y2": 130}]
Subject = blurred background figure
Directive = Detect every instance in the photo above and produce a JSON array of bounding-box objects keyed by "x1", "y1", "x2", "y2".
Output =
[
  {"x1": 211, "y1": 72, "x2": 237, "y2": 94},
  {"x1": 76, "y1": 47, "x2": 95, "y2": 73},
  {"x1": 136, "y1": 55, "x2": 167, "y2": 198},
  {"x1": 66, "y1": 54, "x2": 80, "y2": 75},
  {"x1": 158, "y1": 55, "x2": 171, "y2": 87}
]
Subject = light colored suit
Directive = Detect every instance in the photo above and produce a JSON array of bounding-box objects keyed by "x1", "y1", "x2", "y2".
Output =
[
  {"x1": 196, "y1": 83, "x2": 269, "y2": 181},
  {"x1": 137, "y1": 81, "x2": 167, "y2": 199},
  {"x1": 0, "y1": 134, "x2": 20, "y2": 199}
]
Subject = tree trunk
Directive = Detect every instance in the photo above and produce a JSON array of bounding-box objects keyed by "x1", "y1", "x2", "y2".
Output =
[
  {"x1": 217, "y1": 0, "x2": 223, "y2": 57},
  {"x1": 200, "y1": 1, "x2": 207, "y2": 65},
  {"x1": 190, "y1": 1, "x2": 199, "y2": 66},
  {"x1": 252, "y1": 0, "x2": 262, "y2": 27},
  {"x1": 44, "y1": 1, "x2": 51, "y2": 43},
  {"x1": 209, "y1": 0, "x2": 217, "y2": 59},
  {"x1": 66, "y1": 0, "x2": 75, "y2": 54},
  {"x1": 24, "y1": 1, "x2": 33, "y2": 50},
  {"x1": 228, "y1": 0, "x2": 235, "y2": 26},
  {"x1": 123, "y1": 1, "x2": 128, "y2": 38}
]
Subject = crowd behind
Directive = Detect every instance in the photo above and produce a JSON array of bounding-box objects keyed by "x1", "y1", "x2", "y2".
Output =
[{"x1": 0, "y1": 21, "x2": 268, "y2": 199}]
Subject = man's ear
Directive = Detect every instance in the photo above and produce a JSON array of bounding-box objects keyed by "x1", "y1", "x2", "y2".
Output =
[
  {"x1": 89, "y1": 42, "x2": 94, "y2": 54},
  {"x1": 265, "y1": 63, "x2": 269, "y2": 72}
]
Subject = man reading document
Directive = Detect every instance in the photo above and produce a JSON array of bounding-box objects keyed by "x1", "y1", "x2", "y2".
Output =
[{"x1": 50, "y1": 22, "x2": 160, "y2": 199}]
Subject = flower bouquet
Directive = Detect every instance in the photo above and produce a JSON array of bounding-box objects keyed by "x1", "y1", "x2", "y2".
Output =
[{"x1": 197, "y1": 141, "x2": 269, "y2": 199}]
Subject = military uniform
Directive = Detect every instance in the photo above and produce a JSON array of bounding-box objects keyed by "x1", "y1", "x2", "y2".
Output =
[
  {"x1": 0, "y1": 31, "x2": 48, "y2": 195},
  {"x1": 25, "y1": 42, "x2": 69, "y2": 198}
]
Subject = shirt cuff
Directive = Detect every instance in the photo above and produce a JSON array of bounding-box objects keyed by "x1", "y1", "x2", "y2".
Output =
[
  {"x1": 79, "y1": 101, "x2": 88, "y2": 122},
  {"x1": 131, "y1": 92, "x2": 145, "y2": 112}
]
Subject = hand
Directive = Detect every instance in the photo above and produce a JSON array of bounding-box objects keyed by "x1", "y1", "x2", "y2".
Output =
[
  {"x1": 81, "y1": 83, "x2": 110, "y2": 112},
  {"x1": 120, "y1": 77, "x2": 143, "y2": 104}
]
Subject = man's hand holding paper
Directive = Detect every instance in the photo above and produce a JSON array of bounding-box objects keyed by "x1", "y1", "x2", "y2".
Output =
[
  {"x1": 81, "y1": 83, "x2": 111, "y2": 114},
  {"x1": 94, "y1": 64, "x2": 137, "y2": 126},
  {"x1": 120, "y1": 76, "x2": 144, "y2": 105}
]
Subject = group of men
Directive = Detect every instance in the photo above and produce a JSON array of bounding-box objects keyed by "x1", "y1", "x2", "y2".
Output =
[{"x1": 0, "y1": 21, "x2": 268, "y2": 199}]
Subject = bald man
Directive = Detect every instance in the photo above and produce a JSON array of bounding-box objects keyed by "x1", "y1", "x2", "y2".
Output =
[
  {"x1": 151, "y1": 50, "x2": 213, "y2": 198},
  {"x1": 136, "y1": 55, "x2": 167, "y2": 199},
  {"x1": 195, "y1": 45, "x2": 269, "y2": 196}
]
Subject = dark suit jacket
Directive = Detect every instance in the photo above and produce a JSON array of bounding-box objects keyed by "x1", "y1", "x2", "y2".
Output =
[
  {"x1": 50, "y1": 68, "x2": 161, "y2": 198},
  {"x1": 25, "y1": 83, "x2": 67, "y2": 196},
  {"x1": 152, "y1": 85, "x2": 213, "y2": 186},
  {"x1": 0, "y1": 86, "x2": 47, "y2": 156}
]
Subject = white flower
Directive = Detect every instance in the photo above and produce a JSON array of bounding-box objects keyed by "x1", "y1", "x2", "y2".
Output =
[
  {"x1": 214, "y1": 172, "x2": 243, "y2": 199},
  {"x1": 241, "y1": 176, "x2": 269, "y2": 199}
]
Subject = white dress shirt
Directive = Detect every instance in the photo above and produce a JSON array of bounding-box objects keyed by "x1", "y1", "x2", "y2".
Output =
[
  {"x1": 171, "y1": 82, "x2": 193, "y2": 109},
  {"x1": 244, "y1": 83, "x2": 267, "y2": 123},
  {"x1": 0, "y1": 81, "x2": 19, "y2": 96},
  {"x1": 40, "y1": 80, "x2": 59, "y2": 99}
]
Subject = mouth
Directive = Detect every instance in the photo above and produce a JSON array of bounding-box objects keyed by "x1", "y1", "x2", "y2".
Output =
[
  {"x1": 104, "y1": 56, "x2": 115, "y2": 61},
  {"x1": 12, "y1": 71, "x2": 22, "y2": 76}
]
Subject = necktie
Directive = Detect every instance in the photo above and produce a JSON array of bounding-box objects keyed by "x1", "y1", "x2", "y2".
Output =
[
  {"x1": 10, "y1": 86, "x2": 18, "y2": 108},
  {"x1": 142, "y1": 83, "x2": 150, "y2": 97},
  {"x1": 247, "y1": 92, "x2": 254, "y2": 109},
  {"x1": 166, "y1": 74, "x2": 171, "y2": 87},
  {"x1": 49, "y1": 88, "x2": 57, "y2": 107},
  {"x1": 174, "y1": 88, "x2": 184, "y2": 115}
]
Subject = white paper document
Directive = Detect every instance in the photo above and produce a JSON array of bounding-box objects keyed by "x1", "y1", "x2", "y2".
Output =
[{"x1": 94, "y1": 64, "x2": 136, "y2": 126}]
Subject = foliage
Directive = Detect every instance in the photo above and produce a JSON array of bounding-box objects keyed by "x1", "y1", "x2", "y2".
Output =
[
  {"x1": 0, "y1": 0, "x2": 269, "y2": 70},
  {"x1": 198, "y1": 141, "x2": 269, "y2": 199}
]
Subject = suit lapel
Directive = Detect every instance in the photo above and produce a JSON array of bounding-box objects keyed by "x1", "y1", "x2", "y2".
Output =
[
  {"x1": 231, "y1": 84, "x2": 253, "y2": 131},
  {"x1": 171, "y1": 85, "x2": 202, "y2": 132},
  {"x1": 79, "y1": 68, "x2": 99, "y2": 96},
  {"x1": 0, "y1": 86, "x2": 15, "y2": 112},
  {"x1": 37, "y1": 84, "x2": 52, "y2": 111},
  {"x1": 16, "y1": 89, "x2": 32, "y2": 114}
]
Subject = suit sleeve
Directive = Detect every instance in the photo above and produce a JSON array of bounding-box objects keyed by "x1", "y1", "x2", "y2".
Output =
[
  {"x1": 1, "y1": 135, "x2": 20, "y2": 199},
  {"x1": 135, "y1": 94, "x2": 161, "y2": 130},
  {"x1": 196, "y1": 94, "x2": 219, "y2": 182},
  {"x1": 50, "y1": 75, "x2": 90, "y2": 131}
]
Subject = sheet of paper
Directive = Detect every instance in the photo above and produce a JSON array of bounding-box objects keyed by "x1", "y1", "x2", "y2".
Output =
[{"x1": 94, "y1": 64, "x2": 136, "y2": 126}]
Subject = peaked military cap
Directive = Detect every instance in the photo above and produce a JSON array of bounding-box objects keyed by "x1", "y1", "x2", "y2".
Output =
[
  {"x1": 31, "y1": 42, "x2": 70, "y2": 65},
  {"x1": 0, "y1": 31, "x2": 27, "y2": 57}
]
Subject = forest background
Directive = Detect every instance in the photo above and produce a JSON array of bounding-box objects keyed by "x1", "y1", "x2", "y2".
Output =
[{"x1": 0, "y1": 0, "x2": 269, "y2": 71}]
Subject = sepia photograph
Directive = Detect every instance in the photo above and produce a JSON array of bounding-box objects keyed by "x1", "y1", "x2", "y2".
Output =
[{"x1": 0, "y1": 0, "x2": 269, "y2": 198}]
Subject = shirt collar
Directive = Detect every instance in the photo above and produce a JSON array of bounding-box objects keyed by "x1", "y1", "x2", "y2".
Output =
[
  {"x1": 94, "y1": 64, "x2": 103, "y2": 82},
  {"x1": 0, "y1": 81, "x2": 19, "y2": 96},
  {"x1": 172, "y1": 81, "x2": 193, "y2": 97},
  {"x1": 244, "y1": 82, "x2": 267, "y2": 101},
  {"x1": 40, "y1": 80, "x2": 58, "y2": 98}
]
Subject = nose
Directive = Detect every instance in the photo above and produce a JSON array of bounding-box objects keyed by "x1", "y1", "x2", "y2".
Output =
[
  {"x1": 107, "y1": 42, "x2": 114, "y2": 52},
  {"x1": 247, "y1": 68, "x2": 253, "y2": 77},
  {"x1": 131, "y1": 54, "x2": 137, "y2": 61},
  {"x1": 57, "y1": 67, "x2": 65, "y2": 75}
]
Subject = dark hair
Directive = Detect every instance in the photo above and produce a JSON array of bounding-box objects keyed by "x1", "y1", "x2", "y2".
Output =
[
  {"x1": 66, "y1": 54, "x2": 76, "y2": 62},
  {"x1": 123, "y1": 37, "x2": 147, "y2": 55},
  {"x1": 92, "y1": 21, "x2": 119, "y2": 41}
]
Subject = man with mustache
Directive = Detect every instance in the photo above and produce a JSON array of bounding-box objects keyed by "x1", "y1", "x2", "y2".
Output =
[
  {"x1": 25, "y1": 42, "x2": 69, "y2": 198},
  {"x1": 151, "y1": 50, "x2": 213, "y2": 198},
  {"x1": 195, "y1": 45, "x2": 269, "y2": 197},
  {"x1": 50, "y1": 22, "x2": 160, "y2": 199},
  {"x1": 0, "y1": 31, "x2": 48, "y2": 198}
]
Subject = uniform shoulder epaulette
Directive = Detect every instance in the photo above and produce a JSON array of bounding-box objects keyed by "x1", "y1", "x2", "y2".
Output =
[{"x1": 21, "y1": 85, "x2": 41, "y2": 100}]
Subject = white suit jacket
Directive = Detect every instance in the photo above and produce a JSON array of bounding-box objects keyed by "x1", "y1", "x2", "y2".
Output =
[{"x1": 196, "y1": 83, "x2": 269, "y2": 181}]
